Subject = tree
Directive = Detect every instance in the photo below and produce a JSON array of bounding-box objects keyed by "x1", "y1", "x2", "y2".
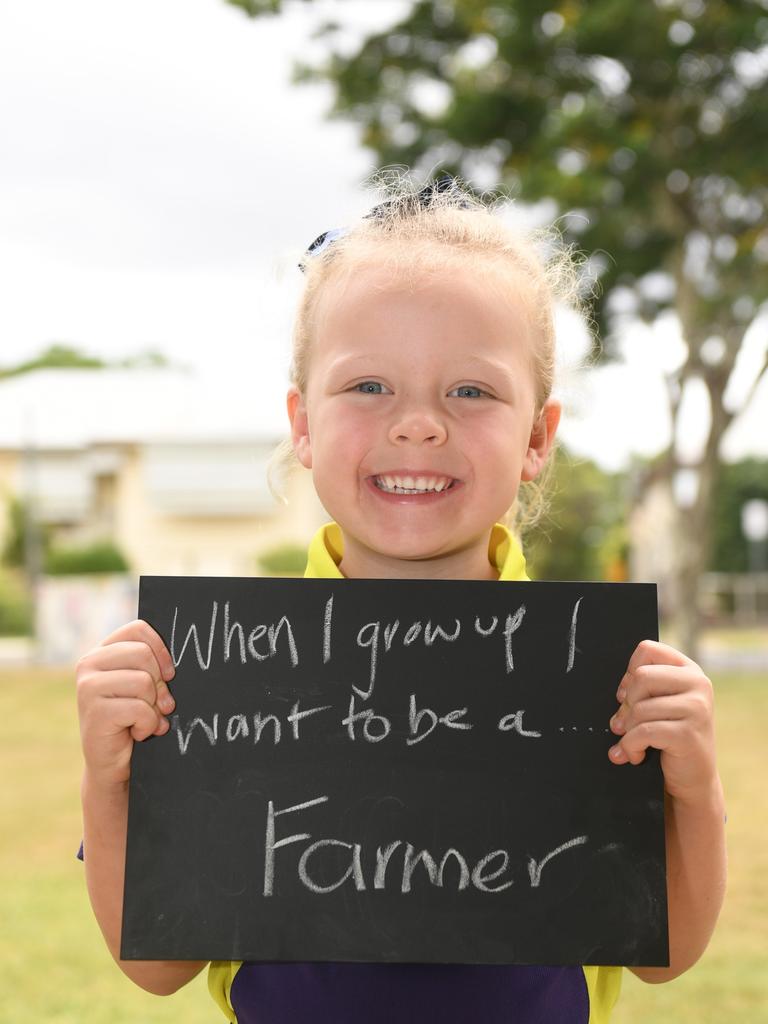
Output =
[
  {"x1": 1, "y1": 496, "x2": 50, "y2": 568},
  {"x1": 228, "y1": 0, "x2": 768, "y2": 657},
  {"x1": 524, "y1": 446, "x2": 629, "y2": 583},
  {"x1": 0, "y1": 343, "x2": 171, "y2": 379},
  {"x1": 710, "y1": 458, "x2": 768, "y2": 572}
]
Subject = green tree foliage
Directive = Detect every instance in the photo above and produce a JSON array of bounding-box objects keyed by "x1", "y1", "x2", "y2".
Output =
[
  {"x1": 224, "y1": 0, "x2": 293, "y2": 13},
  {"x1": 226, "y1": 0, "x2": 768, "y2": 654},
  {"x1": 711, "y1": 458, "x2": 768, "y2": 572},
  {"x1": 1, "y1": 497, "x2": 51, "y2": 568},
  {"x1": 0, "y1": 343, "x2": 171, "y2": 379},
  {"x1": 524, "y1": 446, "x2": 628, "y2": 581},
  {"x1": 281, "y1": 0, "x2": 768, "y2": 329}
]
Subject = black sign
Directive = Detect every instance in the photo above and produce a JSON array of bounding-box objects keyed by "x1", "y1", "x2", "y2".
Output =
[{"x1": 121, "y1": 576, "x2": 668, "y2": 966}]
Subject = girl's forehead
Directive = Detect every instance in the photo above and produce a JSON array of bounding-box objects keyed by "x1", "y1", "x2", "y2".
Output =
[
  {"x1": 315, "y1": 258, "x2": 532, "y2": 327},
  {"x1": 307, "y1": 260, "x2": 538, "y2": 380}
]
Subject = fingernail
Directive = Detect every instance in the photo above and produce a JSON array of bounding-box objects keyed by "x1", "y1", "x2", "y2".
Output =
[
  {"x1": 159, "y1": 695, "x2": 175, "y2": 713},
  {"x1": 617, "y1": 687, "x2": 626, "y2": 703},
  {"x1": 609, "y1": 745, "x2": 627, "y2": 763},
  {"x1": 610, "y1": 714, "x2": 625, "y2": 733}
]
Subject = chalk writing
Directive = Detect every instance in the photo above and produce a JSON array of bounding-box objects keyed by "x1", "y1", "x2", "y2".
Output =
[
  {"x1": 497, "y1": 709, "x2": 542, "y2": 737},
  {"x1": 354, "y1": 615, "x2": 464, "y2": 698},
  {"x1": 171, "y1": 601, "x2": 217, "y2": 670},
  {"x1": 171, "y1": 700, "x2": 333, "y2": 753},
  {"x1": 167, "y1": 700, "x2": 628, "y2": 752},
  {"x1": 165, "y1": 594, "x2": 586, "y2": 680},
  {"x1": 503, "y1": 606, "x2": 526, "y2": 672},
  {"x1": 263, "y1": 793, "x2": 589, "y2": 898},
  {"x1": 474, "y1": 615, "x2": 498, "y2": 637},
  {"x1": 342, "y1": 695, "x2": 391, "y2": 742},
  {"x1": 322, "y1": 595, "x2": 333, "y2": 664},
  {"x1": 123, "y1": 575, "x2": 667, "y2": 966},
  {"x1": 527, "y1": 836, "x2": 588, "y2": 887},
  {"x1": 567, "y1": 597, "x2": 583, "y2": 673},
  {"x1": 172, "y1": 601, "x2": 299, "y2": 671},
  {"x1": 406, "y1": 694, "x2": 472, "y2": 745}
]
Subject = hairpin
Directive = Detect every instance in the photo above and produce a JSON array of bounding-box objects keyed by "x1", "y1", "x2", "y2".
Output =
[{"x1": 298, "y1": 173, "x2": 469, "y2": 273}]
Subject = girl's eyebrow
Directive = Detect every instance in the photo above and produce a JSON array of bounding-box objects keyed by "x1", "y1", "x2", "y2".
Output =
[
  {"x1": 439, "y1": 357, "x2": 521, "y2": 388},
  {"x1": 327, "y1": 355, "x2": 378, "y2": 368},
  {"x1": 325, "y1": 354, "x2": 516, "y2": 375},
  {"x1": 322, "y1": 354, "x2": 389, "y2": 381},
  {"x1": 451, "y1": 356, "x2": 516, "y2": 378}
]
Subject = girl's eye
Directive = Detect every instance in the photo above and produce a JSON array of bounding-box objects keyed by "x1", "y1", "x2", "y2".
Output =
[
  {"x1": 353, "y1": 381, "x2": 390, "y2": 395},
  {"x1": 450, "y1": 385, "x2": 487, "y2": 399}
]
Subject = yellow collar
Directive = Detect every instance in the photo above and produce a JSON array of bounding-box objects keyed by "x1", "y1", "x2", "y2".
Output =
[{"x1": 303, "y1": 522, "x2": 528, "y2": 581}]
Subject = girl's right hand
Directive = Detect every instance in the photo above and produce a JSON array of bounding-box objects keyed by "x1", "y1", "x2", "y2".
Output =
[{"x1": 76, "y1": 619, "x2": 176, "y2": 786}]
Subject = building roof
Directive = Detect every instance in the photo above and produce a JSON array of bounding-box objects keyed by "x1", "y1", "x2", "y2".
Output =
[{"x1": 0, "y1": 368, "x2": 285, "y2": 450}]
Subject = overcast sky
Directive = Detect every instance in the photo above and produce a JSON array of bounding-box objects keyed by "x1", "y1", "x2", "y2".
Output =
[{"x1": 1, "y1": 0, "x2": 765, "y2": 470}]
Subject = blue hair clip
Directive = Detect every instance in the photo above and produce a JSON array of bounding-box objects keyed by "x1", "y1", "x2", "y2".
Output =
[{"x1": 297, "y1": 226, "x2": 350, "y2": 273}]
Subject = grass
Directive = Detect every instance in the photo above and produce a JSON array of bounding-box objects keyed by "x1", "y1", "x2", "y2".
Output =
[
  {"x1": 0, "y1": 668, "x2": 212, "y2": 1023},
  {"x1": 612, "y1": 669, "x2": 768, "y2": 1023},
  {"x1": 699, "y1": 626, "x2": 768, "y2": 651},
  {"x1": 1, "y1": 667, "x2": 766, "y2": 1022}
]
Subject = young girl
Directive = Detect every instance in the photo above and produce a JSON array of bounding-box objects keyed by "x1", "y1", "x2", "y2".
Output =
[{"x1": 76, "y1": 173, "x2": 726, "y2": 1023}]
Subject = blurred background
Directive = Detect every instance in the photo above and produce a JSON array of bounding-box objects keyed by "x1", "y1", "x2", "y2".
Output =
[{"x1": 0, "y1": 1, "x2": 766, "y2": 1021}]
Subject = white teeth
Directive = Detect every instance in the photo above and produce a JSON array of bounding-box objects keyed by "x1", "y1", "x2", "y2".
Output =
[{"x1": 374, "y1": 474, "x2": 454, "y2": 494}]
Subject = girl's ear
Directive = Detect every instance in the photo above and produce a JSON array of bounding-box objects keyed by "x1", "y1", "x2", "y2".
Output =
[
  {"x1": 521, "y1": 398, "x2": 561, "y2": 481},
  {"x1": 286, "y1": 386, "x2": 312, "y2": 469}
]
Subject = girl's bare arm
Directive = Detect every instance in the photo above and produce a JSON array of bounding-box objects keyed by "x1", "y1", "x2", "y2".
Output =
[
  {"x1": 77, "y1": 620, "x2": 207, "y2": 994},
  {"x1": 608, "y1": 639, "x2": 726, "y2": 981},
  {"x1": 631, "y1": 784, "x2": 726, "y2": 983}
]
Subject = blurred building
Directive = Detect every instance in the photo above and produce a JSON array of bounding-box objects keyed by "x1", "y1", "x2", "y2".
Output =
[
  {"x1": 0, "y1": 367, "x2": 326, "y2": 576},
  {"x1": 0, "y1": 368, "x2": 330, "y2": 662}
]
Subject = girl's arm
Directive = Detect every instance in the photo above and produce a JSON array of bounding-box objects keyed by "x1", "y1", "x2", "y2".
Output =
[
  {"x1": 608, "y1": 639, "x2": 727, "y2": 982},
  {"x1": 77, "y1": 620, "x2": 207, "y2": 994}
]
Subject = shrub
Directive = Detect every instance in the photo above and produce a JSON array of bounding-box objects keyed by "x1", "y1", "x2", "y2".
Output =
[
  {"x1": 258, "y1": 542, "x2": 307, "y2": 576},
  {"x1": 0, "y1": 569, "x2": 33, "y2": 636},
  {"x1": 2, "y1": 495, "x2": 51, "y2": 568},
  {"x1": 44, "y1": 540, "x2": 129, "y2": 576}
]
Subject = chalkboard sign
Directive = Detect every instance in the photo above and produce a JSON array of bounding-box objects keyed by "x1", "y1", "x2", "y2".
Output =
[{"x1": 121, "y1": 577, "x2": 668, "y2": 966}]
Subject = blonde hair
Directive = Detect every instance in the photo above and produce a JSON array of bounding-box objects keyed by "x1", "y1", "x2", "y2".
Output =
[{"x1": 270, "y1": 168, "x2": 587, "y2": 535}]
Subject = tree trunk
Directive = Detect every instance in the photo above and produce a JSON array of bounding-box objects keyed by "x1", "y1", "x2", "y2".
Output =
[{"x1": 669, "y1": 369, "x2": 731, "y2": 664}]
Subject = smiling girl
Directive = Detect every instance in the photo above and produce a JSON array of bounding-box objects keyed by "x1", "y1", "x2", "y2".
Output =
[{"x1": 76, "y1": 171, "x2": 726, "y2": 1023}]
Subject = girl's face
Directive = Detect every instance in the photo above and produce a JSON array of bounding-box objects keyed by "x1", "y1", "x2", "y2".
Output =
[{"x1": 287, "y1": 264, "x2": 560, "y2": 580}]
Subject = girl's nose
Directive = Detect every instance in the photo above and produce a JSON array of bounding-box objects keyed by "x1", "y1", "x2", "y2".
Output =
[{"x1": 388, "y1": 407, "x2": 448, "y2": 445}]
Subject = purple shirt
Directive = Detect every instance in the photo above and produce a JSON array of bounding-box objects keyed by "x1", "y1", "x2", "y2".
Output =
[{"x1": 227, "y1": 962, "x2": 590, "y2": 1023}]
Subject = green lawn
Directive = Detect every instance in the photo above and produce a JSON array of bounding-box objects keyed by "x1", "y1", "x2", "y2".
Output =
[{"x1": 1, "y1": 667, "x2": 765, "y2": 1022}]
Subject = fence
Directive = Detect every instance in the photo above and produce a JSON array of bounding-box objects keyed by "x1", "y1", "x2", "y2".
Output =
[{"x1": 700, "y1": 572, "x2": 768, "y2": 626}]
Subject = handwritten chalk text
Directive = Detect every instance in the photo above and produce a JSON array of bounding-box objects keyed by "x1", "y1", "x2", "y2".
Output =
[{"x1": 264, "y1": 794, "x2": 588, "y2": 897}]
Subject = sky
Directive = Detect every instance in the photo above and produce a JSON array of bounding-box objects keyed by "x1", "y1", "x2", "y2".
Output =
[{"x1": 1, "y1": 0, "x2": 766, "y2": 471}]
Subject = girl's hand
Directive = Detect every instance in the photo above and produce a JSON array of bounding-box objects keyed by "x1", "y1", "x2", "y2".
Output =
[
  {"x1": 607, "y1": 639, "x2": 718, "y2": 803},
  {"x1": 76, "y1": 619, "x2": 176, "y2": 787}
]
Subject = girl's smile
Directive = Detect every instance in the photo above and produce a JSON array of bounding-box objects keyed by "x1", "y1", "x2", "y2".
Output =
[
  {"x1": 287, "y1": 263, "x2": 560, "y2": 581},
  {"x1": 369, "y1": 471, "x2": 459, "y2": 498}
]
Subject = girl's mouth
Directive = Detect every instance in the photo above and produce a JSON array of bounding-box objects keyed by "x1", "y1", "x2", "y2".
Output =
[{"x1": 372, "y1": 473, "x2": 457, "y2": 495}]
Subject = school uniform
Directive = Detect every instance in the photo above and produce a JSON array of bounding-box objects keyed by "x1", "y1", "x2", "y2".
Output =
[{"x1": 208, "y1": 522, "x2": 622, "y2": 1023}]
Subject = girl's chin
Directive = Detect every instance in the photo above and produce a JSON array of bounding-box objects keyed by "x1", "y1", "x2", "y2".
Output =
[{"x1": 340, "y1": 526, "x2": 494, "y2": 577}]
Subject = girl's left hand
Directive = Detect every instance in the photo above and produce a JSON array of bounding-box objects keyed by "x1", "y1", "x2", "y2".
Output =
[{"x1": 608, "y1": 638, "x2": 718, "y2": 803}]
